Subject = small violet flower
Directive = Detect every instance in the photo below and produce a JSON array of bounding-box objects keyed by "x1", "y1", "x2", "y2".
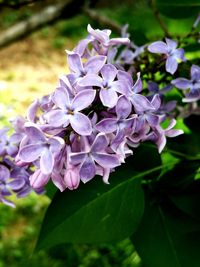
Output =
[
  {"x1": 45, "y1": 87, "x2": 96, "y2": 135},
  {"x1": 70, "y1": 134, "x2": 120, "y2": 183},
  {"x1": 172, "y1": 64, "x2": 200, "y2": 102},
  {"x1": 18, "y1": 124, "x2": 64, "y2": 175},
  {"x1": 148, "y1": 38, "x2": 186, "y2": 75}
]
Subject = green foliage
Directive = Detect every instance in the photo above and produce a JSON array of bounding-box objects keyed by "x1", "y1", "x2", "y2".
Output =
[
  {"x1": 36, "y1": 157, "x2": 146, "y2": 250},
  {"x1": 132, "y1": 192, "x2": 200, "y2": 267},
  {"x1": 156, "y1": 0, "x2": 200, "y2": 19}
]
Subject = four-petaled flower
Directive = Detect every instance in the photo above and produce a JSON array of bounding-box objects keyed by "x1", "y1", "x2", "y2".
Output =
[
  {"x1": 172, "y1": 65, "x2": 200, "y2": 102},
  {"x1": 79, "y1": 64, "x2": 126, "y2": 108},
  {"x1": 70, "y1": 134, "x2": 120, "y2": 183},
  {"x1": 45, "y1": 87, "x2": 96, "y2": 135},
  {"x1": 148, "y1": 38, "x2": 186, "y2": 74},
  {"x1": 18, "y1": 124, "x2": 64, "y2": 175}
]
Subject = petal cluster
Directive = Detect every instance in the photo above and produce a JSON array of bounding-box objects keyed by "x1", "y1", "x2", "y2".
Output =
[{"x1": 0, "y1": 25, "x2": 188, "y2": 204}]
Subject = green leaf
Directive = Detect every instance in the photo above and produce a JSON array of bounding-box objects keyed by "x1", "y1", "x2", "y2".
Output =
[
  {"x1": 157, "y1": 160, "x2": 200, "y2": 191},
  {"x1": 169, "y1": 174, "x2": 200, "y2": 221},
  {"x1": 45, "y1": 181, "x2": 58, "y2": 200},
  {"x1": 36, "y1": 153, "x2": 167, "y2": 251},
  {"x1": 167, "y1": 116, "x2": 200, "y2": 160},
  {"x1": 156, "y1": 0, "x2": 200, "y2": 19},
  {"x1": 132, "y1": 193, "x2": 200, "y2": 267}
]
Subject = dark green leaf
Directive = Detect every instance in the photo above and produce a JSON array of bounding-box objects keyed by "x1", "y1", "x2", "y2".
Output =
[
  {"x1": 132, "y1": 193, "x2": 200, "y2": 267},
  {"x1": 156, "y1": 0, "x2": 200, "y2": 19},
  {"x1": 169, "y1": 175, "x2": 200, "y2": 221},
  {"x1": 45, "y1": 181, "x2": 58, "y2": 200},
  {"x1": 167, "y1": 116, "x2": 200, "y2": 160},
  {"x1": 156, "y1": 160, "x2": 200, "y2": 192},
  {"x1": 36, "y1": 156, "x2": 166, "y2": 251}
]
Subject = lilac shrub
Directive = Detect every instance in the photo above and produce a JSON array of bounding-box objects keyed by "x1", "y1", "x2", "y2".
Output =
[{"x1": 1, "y1": 24, "x2": 200, "y2": 207}]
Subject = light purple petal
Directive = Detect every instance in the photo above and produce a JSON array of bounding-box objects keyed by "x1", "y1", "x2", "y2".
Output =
[
  {"x1": 116, "y1": 96, "x2": 132, "y2": 119},
  {"x1": 30, "y1": 169, "x2": 50, "y2": 188},
  {"x1": 191, "y1": 65, "x2": 200, "y2": 80},
  {"x1": 7, "y1": 179, "x2": 25, "y2": 191},
  {"x1": 174, "y1": 48, "x2": 185, "y2": 61},
  {"x1": 80, "y1": 155, "x2": 96, "y2": 183},
  {"x1": 171, "y1": 78, "x2": 191, "y2": 89},
  {"x1": 131, "y1": 94, "x2": 153, "y2": 112},
  {"x1": 111, "y1": 80, "x2": 128, "y2": 95},
  {"x1": 183, "y1": 90, "x2": 200, "y2": 102},
  {"x1": 87, "y1": 24, "x2": 109, "y2": 43},
  {"x1": 85, "y1": 55, "x2": 107, "y2": 74},
  {"x1": 2, "y1": 198, "x2": 15, "y2": 208},
  {"x1": 117, "y1": 70, "x2": 133, "y2": 87},
  {"x1": 67, "y1": 51, "x2": 84, "y2": 74},
  {"x1": 132, "y1": 72, "x2": 142, "y2": 93},
  {"x1": 19, "y1": 144, "x2": 44, "y2": 162},
  {"x1": 165, "y1": 129, "x2": 184, "y2": 138},
  {"x1": 74, "y1": 38, "x2": 91, "y2": 56},
  {"x1": 51, "y1": 172, "x2": 66, "y2": 192},
  {"x1": 93, "y1": 153, "x2": 119, "y2": 168},
  {"x1": 70, "y1": 152, "x2": 87, "y2": 165},
  {"x1": 64, "y1": 168, "x2": 80, "y2": 190},
  {"x1": 146, "y1": 113, "x2": 159, "y2": 126},
  {"x1": 45, "y1": 110, "x2": 69, "y2": 127},
  {"x1": 40, "y1": 149, "x2": 54, "y2": 175},
  {"x1": 70, "y1": 112, "x2": 92, "y2": 135},
  {"x1": 25, "y1": 124, "x2": 46, "y2": 143},
  {"x1": 53, "y1": 87, "x2": 70, "y2": 110},
  {"x1": 157, "y1": 134, "x2": 166, "y2": 153},
  {"x1": 0, "y1": 165, "x2": 10, "y2": 180},
  {"x1": 72, "y1": 89, "x2": 96, "y2": 111},
  {"x1": 148, "y1": 41, "x2": 168, "y2": 54},
  {"x1": 151, "y1": 94, "x2": 161, "y2": 110},
  {"x1": 49, "y1": 137, "x2": 64, "y2": 154},
  {"x1": 91, "y1": 133, "x2": 108, "y2": 152},
  {"x1": 101, "y1": 64, "x2": 118, "y2": 83},
  {"x1": 27, "y1": 99, "x2": 39, "y2": 122},
  {"x1": 165, "y1": 38, "x2": 177, "y2": 50},
  {"x1": 96, "y1": 118, "x2": 117, "y2": 133},
  {"x1": 166, "y1": 56, "x2": 178, "y2": 75},
  {"x1": 100, "y1": 88, "x2": 118, "y2": 108},
  {"x1": 108, "y1": 37, "x2": 130, "y2": 46},
  {"x1": 165, "y1": 119, "x2": 176, "y2": 130},
  {"x1": 78, "y1": 74, "x2": 102, "y2": 87}
]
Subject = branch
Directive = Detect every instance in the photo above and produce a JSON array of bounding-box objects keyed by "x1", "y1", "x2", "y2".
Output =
[
  {"x1": 83, "y1": 7, "x2": 122, "y2": 34},
  {"x1": 0, "y1": 0, "x2": 83, "y2": 48},
  {"x1": 0, "y1": 0, "x2": 38, "y2": 9},
  {"x1": 151, "y1": 0, "x2": 171, "y2": 38}
]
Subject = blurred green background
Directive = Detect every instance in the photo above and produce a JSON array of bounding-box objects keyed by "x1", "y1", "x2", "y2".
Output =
[{"x1": 0, "y1": 0, "x2": 199, "y2": 266}]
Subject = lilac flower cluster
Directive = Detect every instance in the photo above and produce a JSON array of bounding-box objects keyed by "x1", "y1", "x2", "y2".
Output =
[
  {"x1": 0, "y1": 117, "x2": 44, "y2": 207},
  {"x1": 1, "y1": 24, "x2": 199, "y2": 205}
]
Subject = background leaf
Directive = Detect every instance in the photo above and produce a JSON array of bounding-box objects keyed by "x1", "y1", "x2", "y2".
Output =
[
  {"x1": 36, "y1": 147, "x2": 164, "y2": 252},
  {"x1": 132, "y1": 192, "x2": 200, "y2": 267},
  {"x1": 36, "y1": 155, "x2": 154, "y2": 251},
  {"x1": 156, "y1": 0, "x2": 200, "y2": 19}
]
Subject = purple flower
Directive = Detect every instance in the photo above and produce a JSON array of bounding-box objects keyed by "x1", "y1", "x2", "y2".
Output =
[
  {"x1": 78, "y1": 64, "x2": 126, "y2": 108},
  {"x1": 18, "y1": 124, "x2": 64, "y2": 175},
  {"x1": 87, "y1": 24, "x2": 130, "y2": 55},
  {"x1": 148, "y1": 38, "x2": 186, "y2": 74},
  {"x1": 172, "y1": 64, "x2": 200, "y2": 102},
  {"x1": 153, "y1": 119, "x2": 184, "y2": 153},
  {"x1": 95, "y1": 95, "x2": 134, "y2": 134},
  {"x1": 127, "y1": 118, "x2": 150, "y2": 147},
  {"x1": 66, "y1": 51, "x2": 106, "y2": 84},
  {"x1": 117, "y1": 71, "x2": 156, "y2": 113},
  {"x1": 70, "y1": 134, "x2": 120, "y2": 183},
  {"x1": 0, "y1": 128, "x2": 19, "y2": 157},
  {"x1": 45, "y1": 87, "x2": 96, "y2": 135}
]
